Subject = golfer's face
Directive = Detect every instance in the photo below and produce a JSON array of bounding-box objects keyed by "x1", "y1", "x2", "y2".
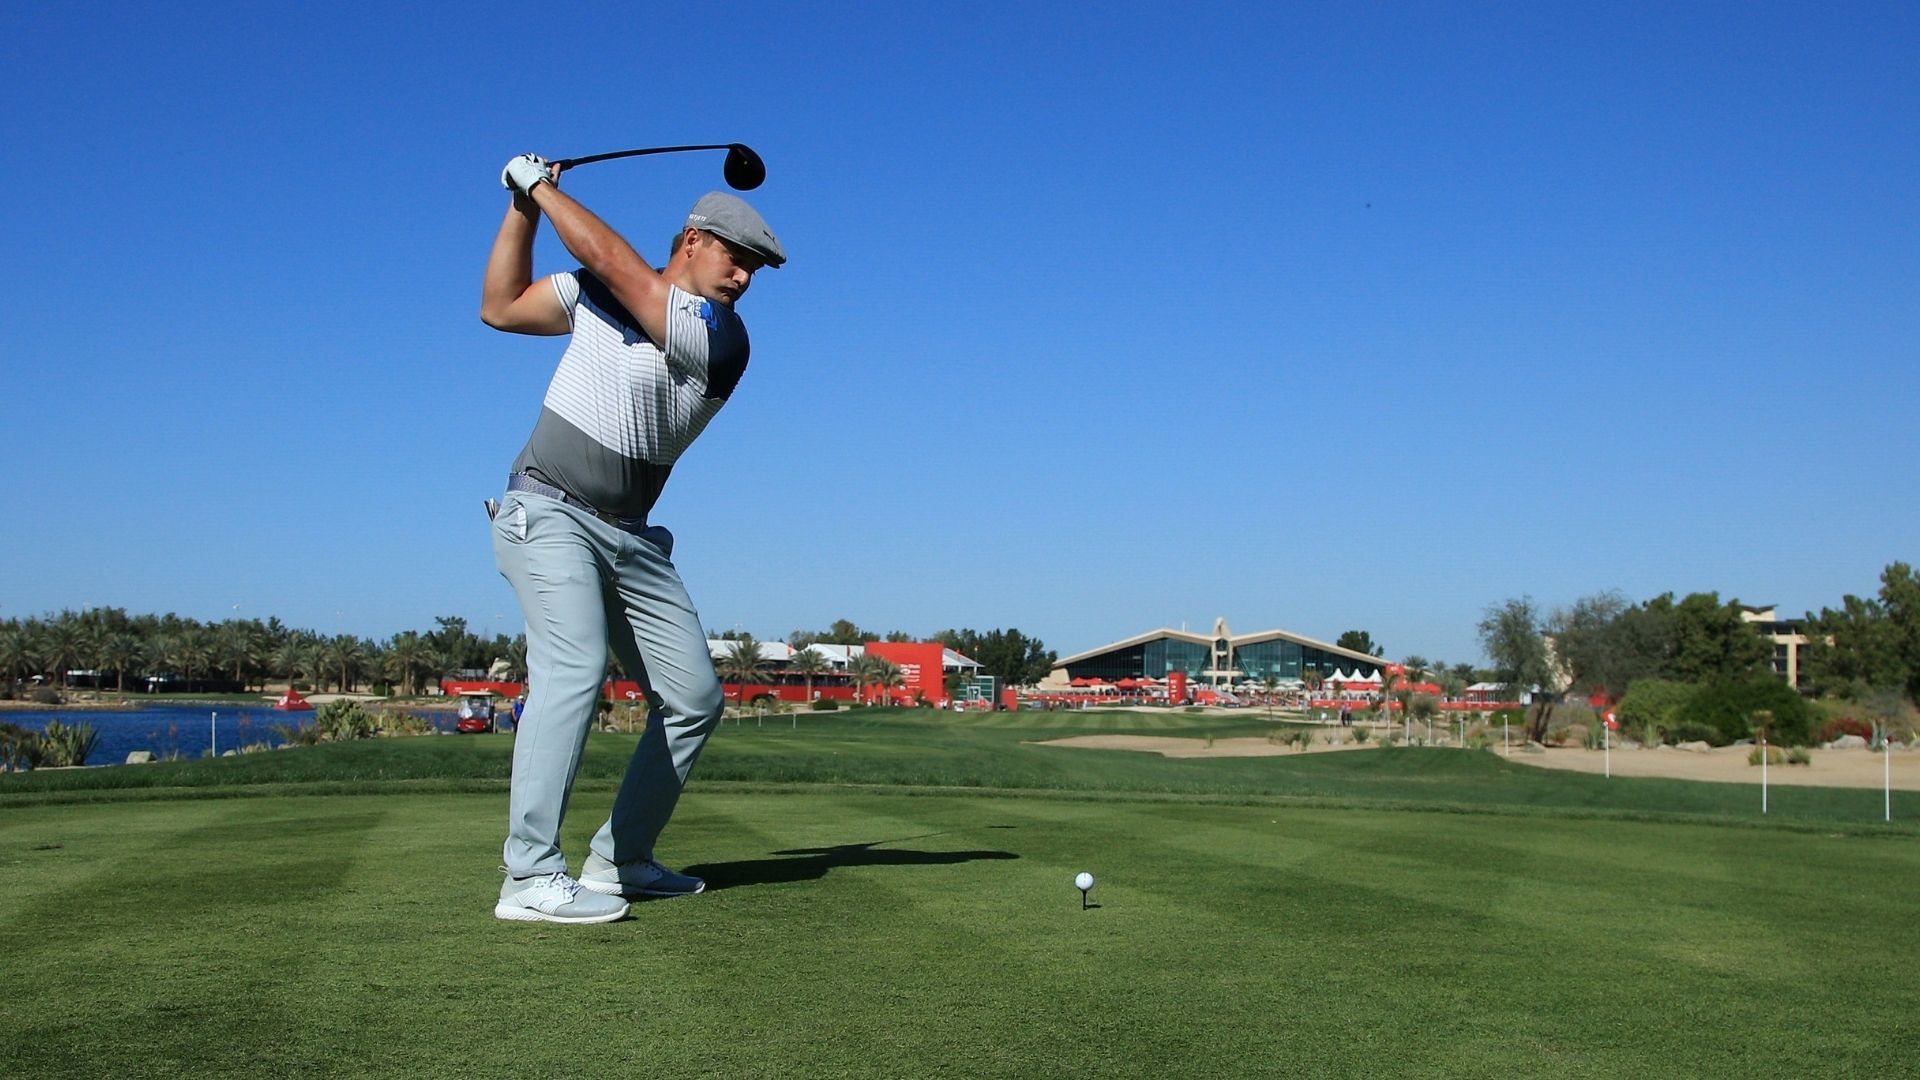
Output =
[{"x1": 689, "y1": 232, "x2": 761, "y2": 306}]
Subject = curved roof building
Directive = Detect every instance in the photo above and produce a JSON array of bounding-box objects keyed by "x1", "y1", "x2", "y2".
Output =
[{"x1": 1049, "y1": 618, "x2": 1387, "y2": 688}]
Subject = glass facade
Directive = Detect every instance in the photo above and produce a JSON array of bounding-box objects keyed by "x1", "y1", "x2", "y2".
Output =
[
  {"x1": 1065, "y1": 635, "x2": 1380, "y2": 683},
  {"x1": 1143, "y1": 639, "x2": 1210, "y2": 678},
  {"x1": 1233, "y1": 640, "x2": 1376, "y2": 681}
]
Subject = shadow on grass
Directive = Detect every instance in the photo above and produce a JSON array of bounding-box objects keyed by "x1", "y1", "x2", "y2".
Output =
[{"x1": 684, "y1": 828, "x2": 1020, "y2": 892}]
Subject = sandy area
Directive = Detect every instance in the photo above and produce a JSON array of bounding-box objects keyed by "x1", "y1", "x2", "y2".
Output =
[{"x1": 1031, "y1": 734, "x2": 1918, "y2": 790}]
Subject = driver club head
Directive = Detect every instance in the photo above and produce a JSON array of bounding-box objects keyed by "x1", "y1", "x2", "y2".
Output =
[{"x1": 723, "y1": 144, "x2": 766, "y2": 191}]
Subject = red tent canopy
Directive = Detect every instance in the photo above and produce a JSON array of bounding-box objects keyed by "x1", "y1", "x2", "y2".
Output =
[
  {"x1": 1070, "y1": 677, "x2": 1091, "y2": 687},
  {"x1": 1116, "y1": 678, "x2": 1140, "y2": 689}
]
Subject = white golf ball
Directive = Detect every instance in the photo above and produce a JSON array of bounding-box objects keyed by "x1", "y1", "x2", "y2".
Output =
[{"x1": 1074, "y1": 872, "x2": 1094, "y2": 891}]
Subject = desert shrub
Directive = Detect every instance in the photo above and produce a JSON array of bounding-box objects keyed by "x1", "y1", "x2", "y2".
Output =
[
  {"x1": 0, "y1": 722, "x2": 49, "y2": 770},
  {"x1": 1819, "y1": 716, "x2": 1875, "y2": 744},
  {"x1": 1676, "y1": 678, "x2": 1816, "y2": 746},
  {"x1": 1351, "y1": 725, "x2": 1371, "y2": 744},
  {"x1": 37, "y1": 719, "x2": 99, "y2": 767},
  {"x1": 314, "y1": 700, "x2": 376, "y2": 742},
  {"x1": 1667, "y1": 720, "x2": 1726, "y2": 747},
  {"x1": 1786, "y1": 747, "x2": 1811, "y2": 765},
  {"x1": 1747, "y1": 744, "x2": 1785, "y2": 766},
  {"x1": 1291, "y1": 730, "x2": 1314, "y2": 751},
  {"x1": 273, "y1": 721, "x2": 321, "y2": 746},
  {"x1": 810, "y1": 698, "x2": 839, "y2": 711},
  {"x1": 1615, "y1": 680, "x2": 1697, "y2": 740},
  {"x1": 29, "y1": 687, "x2": 64, "y2": 705},
  {"x1": 375, "y1": 711, "x2": 434, "y2": 737}
]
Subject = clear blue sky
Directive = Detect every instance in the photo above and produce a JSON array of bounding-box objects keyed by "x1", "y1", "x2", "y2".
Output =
[{"x1": 3, "y1": 1, "x2": 1915, "y2": 666}]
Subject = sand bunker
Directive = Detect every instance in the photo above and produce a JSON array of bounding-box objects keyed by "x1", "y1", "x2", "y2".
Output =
[{"x1": 1031, "y1": 734, "x2": 1917, "y2": 790}]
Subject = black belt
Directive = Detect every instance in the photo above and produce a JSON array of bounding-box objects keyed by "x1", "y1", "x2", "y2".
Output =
[{"x1": 506, "y1": 473, "x2": 645, "y2": 529}]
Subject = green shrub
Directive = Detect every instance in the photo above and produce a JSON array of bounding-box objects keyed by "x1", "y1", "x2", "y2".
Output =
[
  {"x1": 38, "y1": 719, "x2": 99, "y2": 767},
  {"x1": 1747, "y1": 744, "x2": 1785, "y2": 766},
  {"x1": 1667, "y1": 721, "x2": 1725, "y2": 747},
  {"x1": 314, "y1": 700, "x2": 376, "y2": 742},
  {"x1": 1786, "y1": 747, "x2": 1811, "y2": 766},
  {"x1": 273, "y1": 721, "x2": 321, "y2": 747},
  {"x1": 1351, "y1": 725, "x2": 1371, "y2": 744},
  {"x1": 1616, "y1": 680, "x2": 1698, "y2": 740},
  {"x1": 0, "y1": 722, "x2": 49, "y2": 770},
  {"x1": 375, "y1": 711, "x2": 433, "y2": 737},
  {"x1": 810, "y1": 698, "x2": 839, "y2": 711},
  {"x1": 1675, "y1": 678, "x2": 1815, "y2": 746}
]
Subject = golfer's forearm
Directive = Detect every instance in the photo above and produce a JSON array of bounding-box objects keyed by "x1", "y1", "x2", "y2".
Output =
[
  {"x1": 481, "y1": 200, "x2": 540, "y2": 321},
  {"x1": 531, "y1": 185, "x2": 661, "y2": 291}
]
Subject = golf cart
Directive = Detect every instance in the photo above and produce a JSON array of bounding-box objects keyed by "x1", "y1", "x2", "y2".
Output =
[{"x1": 454, "y1": 690, "x2": 497, "y2": 734}]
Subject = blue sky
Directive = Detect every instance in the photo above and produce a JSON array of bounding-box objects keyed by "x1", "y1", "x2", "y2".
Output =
[{"x1": 2, "y1": 1, "x2": 1915, "y2": 665}]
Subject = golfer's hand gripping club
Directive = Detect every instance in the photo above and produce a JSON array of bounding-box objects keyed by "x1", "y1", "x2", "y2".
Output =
[{"x1": 501, "y1": 154, "x2": 555, "y2": 196}]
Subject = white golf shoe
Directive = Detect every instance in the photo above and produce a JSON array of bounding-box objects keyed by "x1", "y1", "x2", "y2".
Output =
[{"x1": 494, "y1": 870, "x2": 630, "y2": 924}]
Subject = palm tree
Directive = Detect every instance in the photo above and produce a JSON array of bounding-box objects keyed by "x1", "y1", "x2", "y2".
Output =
[
  {"x1": 102, "y1": 634, "x2": 144, "y2": 693},
  {"x1": 272, "y1": 637, "x2": 308, "y2": 689},
  {"x1": 327, "y1": 635, "x2": 367, "y2": 693},
  {"x1": 716, "y1": 635, "x2": 770, "y2": 704},
  {"x1": 384, "y1": 631, "x2": 430, "y2": 697},
  {"x1": 786, "y1": 646, "x2": 829, "y2": 702},
  {"x1": 46, "y1": 617, "x2": 83, "y2": 687},
  {"x1": 0, "y1": 624, "x2": 28, "y2": 687},
  {"x1": 1262, "y1": 674, "x2": 1280, "y2": 719},
  {"x1": 504, "y1": 634, "x2": 529, "y2": 683},
  {"x1": 146, "y1": 633, "x2": 179, "y2": 685},
  {"x1": 176, "y1": 624, "x2": 215, "y2": 682},
  {"x1": 874, "y1": 659, "x2": 905, "y2": 705},
  {"x1": 851, "y1": 655, "x2": 904, "y2": 706},
  {"x1": 216, "y1": 621, "x2": 266, "y2": 690}
]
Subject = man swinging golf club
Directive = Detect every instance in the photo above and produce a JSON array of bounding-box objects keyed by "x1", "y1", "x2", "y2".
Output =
[{"x1": 481, "y1": 153, "x2": 785, "y2": 923}]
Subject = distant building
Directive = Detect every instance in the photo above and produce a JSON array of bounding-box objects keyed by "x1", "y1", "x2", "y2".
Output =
[
  {"x1": 1740, "y1": 605, "x2": 1809, "y2": 687},
  {"x1": 1048, "y1": 618, "x2": 1388, "y2": 688}
]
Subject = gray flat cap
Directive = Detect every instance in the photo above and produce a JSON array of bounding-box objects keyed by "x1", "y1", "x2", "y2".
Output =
[{"x1": 685, "y1": 192, "x2": 786, "y2": 268}]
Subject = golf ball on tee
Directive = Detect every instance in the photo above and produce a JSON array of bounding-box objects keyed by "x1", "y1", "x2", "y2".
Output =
[{"x1": 1074, "y1": 872, "x2": 1094, "y2": 891}]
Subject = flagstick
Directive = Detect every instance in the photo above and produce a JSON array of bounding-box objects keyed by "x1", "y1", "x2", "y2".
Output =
[
  {"x1": 1761, "y1": 731, "x2": 1768, "y2": 816},
  {"x1": 1604, "y1": 719, "x2": 1611, "y2": 779},
  {"x1": 1885, "y1": 724, "x2": 1892, "y2": 824}
]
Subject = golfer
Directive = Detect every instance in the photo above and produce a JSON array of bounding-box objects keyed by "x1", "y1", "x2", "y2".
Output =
[{"x1": 481, "y1": 154, "x2": 785, "y2": 923}]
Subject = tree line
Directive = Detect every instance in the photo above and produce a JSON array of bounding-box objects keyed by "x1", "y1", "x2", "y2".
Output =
[
  {"x1": 1476, "y1": 562, "x2": 1920, "y2": 744},
  {"x1": 0, "y1": 610, "x2": 524, "y2": 697}
]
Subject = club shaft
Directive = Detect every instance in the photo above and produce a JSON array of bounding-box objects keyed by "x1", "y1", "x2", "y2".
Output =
[{"x1": 553, "y1": 144, "x2": 734, "y2": 170}]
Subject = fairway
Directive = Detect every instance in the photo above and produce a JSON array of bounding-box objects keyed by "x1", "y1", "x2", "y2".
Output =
[{"x1": 4, "y1": 746, "x2": 1917, "y2": 1077}]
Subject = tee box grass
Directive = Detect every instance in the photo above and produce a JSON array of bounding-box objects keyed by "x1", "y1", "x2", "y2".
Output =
[{"x1": 2, "y1": 707, "x2": 1916, "y2": 1078}]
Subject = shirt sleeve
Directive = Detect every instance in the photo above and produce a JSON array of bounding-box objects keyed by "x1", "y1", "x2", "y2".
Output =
[
  {"x1": 663, "y1": 285, "x2": 751, "y2": 401},
  {"x1": 549, "y1": 272, "x2": 582, "y2": 326}
]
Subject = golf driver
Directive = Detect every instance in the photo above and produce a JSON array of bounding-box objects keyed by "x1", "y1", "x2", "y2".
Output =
[{"x1": 551, "y1": 143, "x2": 765, "y2": 190}]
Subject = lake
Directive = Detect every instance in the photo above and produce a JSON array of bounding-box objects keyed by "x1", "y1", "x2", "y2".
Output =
[{"x1": 4, "y1": 705, "x2": 463, "y2": 766}]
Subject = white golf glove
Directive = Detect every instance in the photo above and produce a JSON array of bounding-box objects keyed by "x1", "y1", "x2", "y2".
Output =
[{"x1": 501, "y1": 154, "x2": 553, "y2": 195}]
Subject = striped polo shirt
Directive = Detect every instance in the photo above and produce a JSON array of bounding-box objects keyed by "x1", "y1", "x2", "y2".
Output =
[{"x1": 509, "y1": 269, "x2": 750, "y2": 520}]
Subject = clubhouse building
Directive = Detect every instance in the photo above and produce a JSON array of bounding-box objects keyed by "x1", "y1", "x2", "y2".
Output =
[{"x1": 1045, "y1": 619, "x2": 1390, "y2": 689}]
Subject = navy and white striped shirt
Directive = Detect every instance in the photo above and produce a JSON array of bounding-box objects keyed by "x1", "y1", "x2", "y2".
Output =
[{"x1": 509, "y1": 269, "x2": 750, "y2": 520}]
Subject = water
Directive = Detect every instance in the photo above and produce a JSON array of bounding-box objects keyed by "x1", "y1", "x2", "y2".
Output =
[{"x1": 5, "y1": 705, "x2": 460, "y2": 766}]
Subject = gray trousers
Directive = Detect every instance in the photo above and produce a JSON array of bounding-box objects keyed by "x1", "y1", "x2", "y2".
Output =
[{"x1": 491, "y1": 489, "x2": 723, "y2": 878}]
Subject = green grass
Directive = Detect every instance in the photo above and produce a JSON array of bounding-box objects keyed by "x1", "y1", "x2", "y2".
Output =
[{"x1": 2, "y1": 707, "x2": 1916, "y2": 1077}]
